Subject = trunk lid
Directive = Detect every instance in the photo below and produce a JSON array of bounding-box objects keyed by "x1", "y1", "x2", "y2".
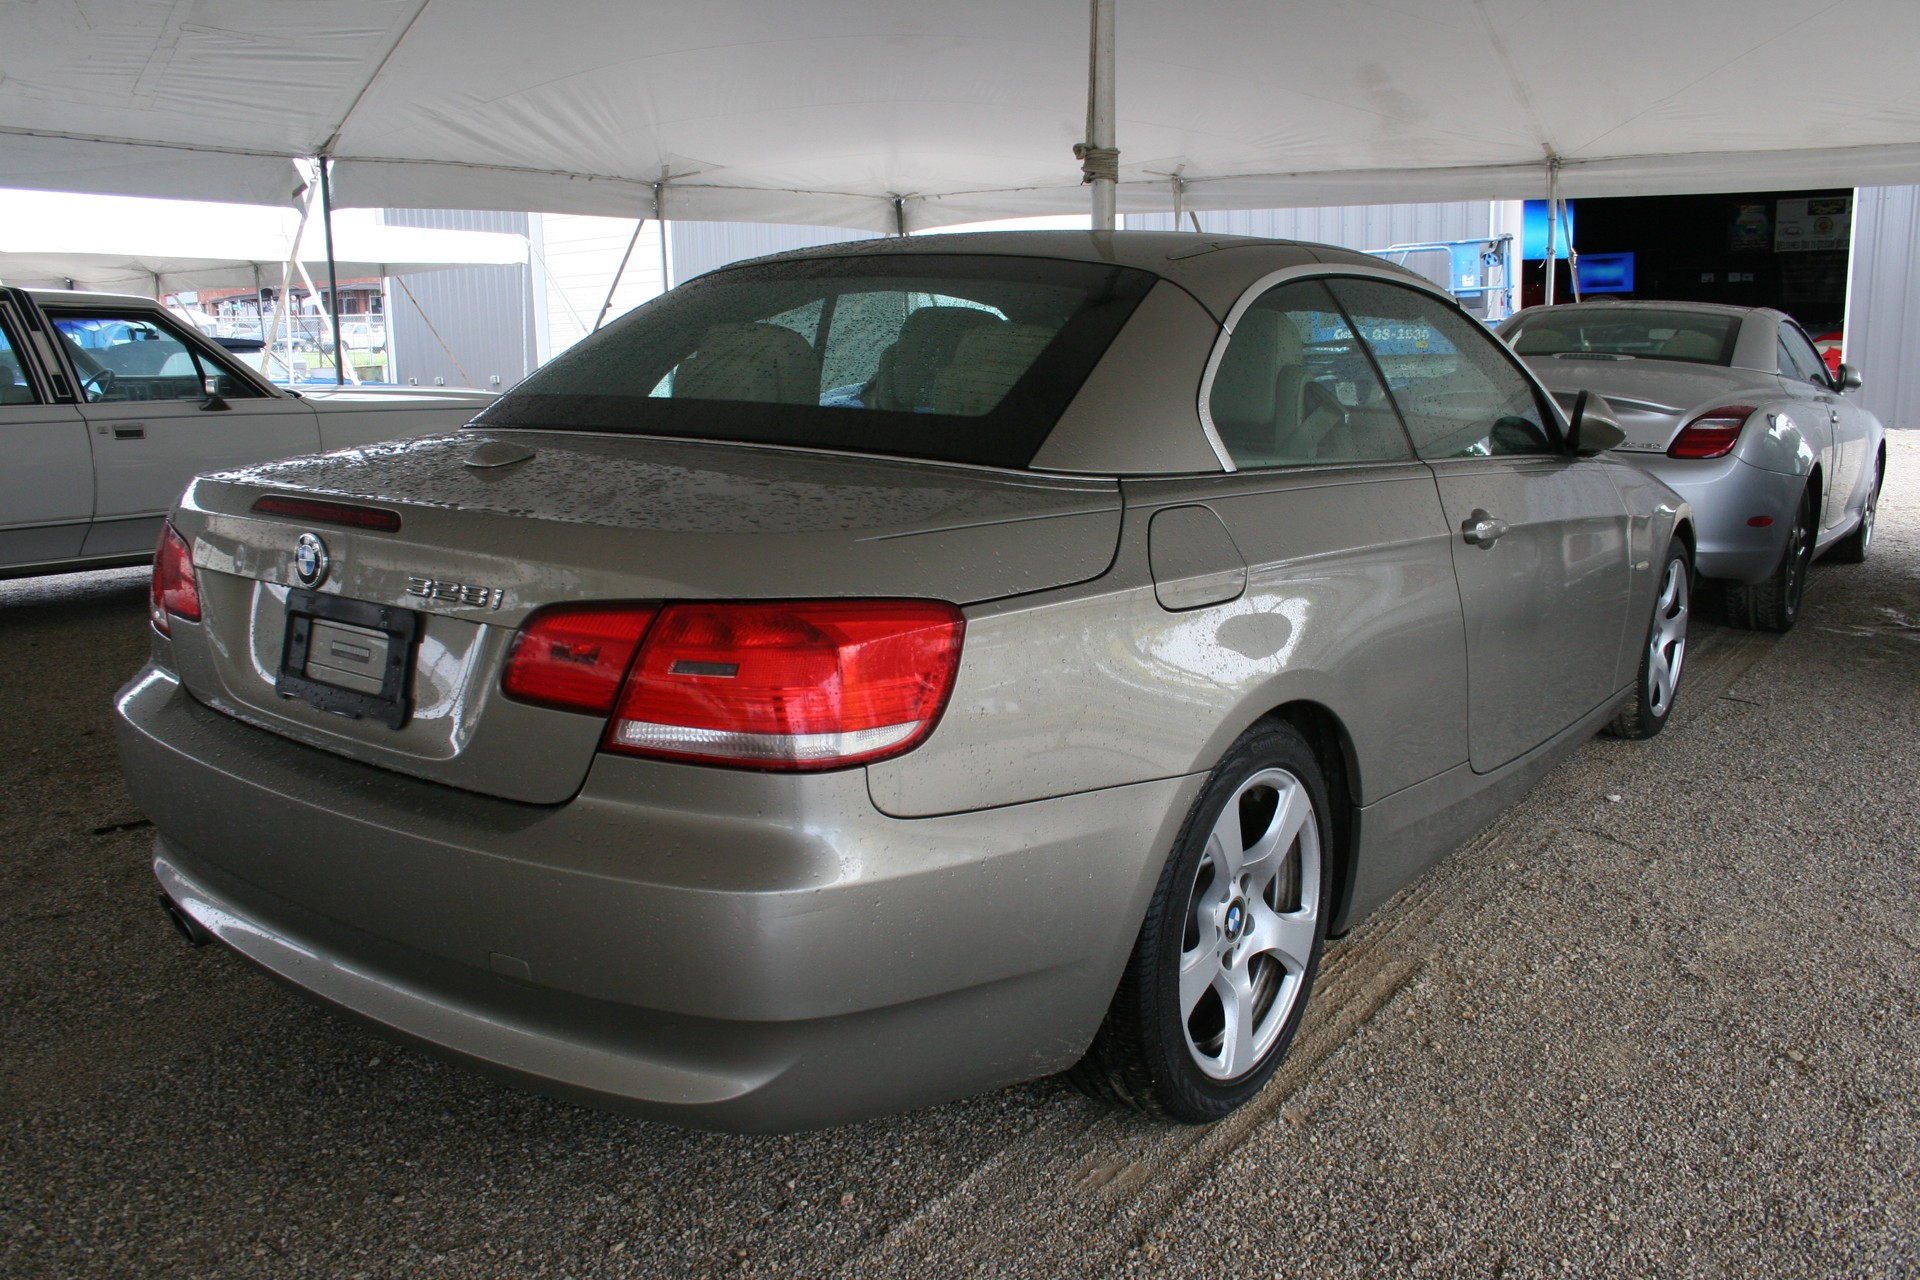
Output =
[
  {"x1": 169, "y1": 430, "x2": 1120, "y2": 803},
  {"x1": 1522, "y1": 355, "x2": 1776, "y2": 454}
]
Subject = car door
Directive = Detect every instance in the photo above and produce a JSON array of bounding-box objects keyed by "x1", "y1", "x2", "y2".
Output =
[
  {"x1": 1326, "y1": 277, "x2": 1634, "y2": 774},
  {"x1": 0, "y1": 295, "x2": 92, "y2": 571},
  {"x1": 43, "y1": 303, "x2": 320, "y2": 558},
  {"x1": 1180, "y1": 276, "x2": 1469, "y2": 793},
  {"x1": 1777, "y1": 320, "x2": 1864, "y2": 534}
]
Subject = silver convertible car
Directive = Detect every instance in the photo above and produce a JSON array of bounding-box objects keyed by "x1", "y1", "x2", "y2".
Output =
[
  {"x1": 1499, "y1": 300, "x2": 1885, "y2": 632},
  {"x1": 117, "y1": 233, "x2": 1692, "y2": 1131}
]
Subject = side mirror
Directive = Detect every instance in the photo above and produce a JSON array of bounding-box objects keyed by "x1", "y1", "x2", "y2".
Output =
[
  {"x1": 1836, "y1": 362, "x2": 1864, "y2": 392},
  {"x1": 1565, "y1": 389, "x2": 1626, "y2": 455}
]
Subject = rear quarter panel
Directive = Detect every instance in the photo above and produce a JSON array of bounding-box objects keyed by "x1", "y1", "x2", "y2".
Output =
[{"x1": 867, "y1": 460, "x2": 1469, "y2": 818}]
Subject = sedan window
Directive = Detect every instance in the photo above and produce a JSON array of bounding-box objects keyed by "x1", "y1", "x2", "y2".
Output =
[
  {"x1": 1209, "y1": 279, "x2": 1410, "y2": 468},
  {"x1": 0, "y1": 317, "x2": 39, "y2": 404},
  {"x1": 48, "y1": 310, "x2": 265, "y2": 404},
  {"x1": 1777, "y1": 324, "x2": 1832, "y2": 387},
  {"x1": 1328, "y1": 278, "x2": 1557, "y2": 460}
]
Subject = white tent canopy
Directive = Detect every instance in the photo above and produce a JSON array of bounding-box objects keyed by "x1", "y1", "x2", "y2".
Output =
[
  {"x1": 0, "y1": 190, "x2": 529, "y2": 294},
  {"x1": 3, "y1": 1, "x2": 1920, "y2": 232}
]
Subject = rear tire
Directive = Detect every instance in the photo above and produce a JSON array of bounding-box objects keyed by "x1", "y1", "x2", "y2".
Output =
[
  {"x1": 1828, "y1": 463, "x2": 1882, "y2": 564},
  {"x1": 1606, "y1": 541, "x2": 1691, "y2": 740},
  {"x1": 1069, "y1": 722, "x2": 1330, "y2": 1122},
  {"x1": 1723, "y1": 485, "x2": 1813, "y2": 633}
]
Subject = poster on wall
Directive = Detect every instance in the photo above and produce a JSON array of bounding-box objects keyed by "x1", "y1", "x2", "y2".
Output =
[
  {"x1": 1774, "y1": 196, "x2": 1852, "y2": 253},
  {"x1": 1729, "y1": 203, "x2": 1771, "y2": 251}
]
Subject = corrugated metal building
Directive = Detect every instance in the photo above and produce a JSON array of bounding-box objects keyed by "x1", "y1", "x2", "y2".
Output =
[
  {"x1": 381, "y1": 208, "x2": 537, "y2": 392},
  {"x1": 1847, "y1": 187, "x2": 1920, "y2": 431}
]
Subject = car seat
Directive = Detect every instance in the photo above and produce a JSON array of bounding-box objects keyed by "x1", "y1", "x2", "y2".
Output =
[
  {"x1": 869, "y1": 307, "x2": 1002, "y2": 411},
  {"x1": 674, "y1": 322, "x2": 822, "y2": 404},
  {"x1": 1209, "y1": 307, "x2": 1318, "y2": 461},
  {"x1": 0, "y1": 350, "x2": 32, "y2": 404},
  {"x1": 928, "y1": 323, "x2": 1054, "y2": 416},
  {"x1": 1658, "y1": 330, "x2": 1722, "y2": 361}
]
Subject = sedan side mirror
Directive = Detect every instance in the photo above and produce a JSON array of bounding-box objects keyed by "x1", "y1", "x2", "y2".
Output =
[
  {"x1": 1566, "y1": 389, "x2": 1627, "y2": 455},
  {"x1": 1836, "y1": 362, "x2": 1864, "y2": 392}
]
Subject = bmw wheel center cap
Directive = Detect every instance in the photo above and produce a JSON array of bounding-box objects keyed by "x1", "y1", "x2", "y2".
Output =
[{"x1": 294, "y1": 532, "x2": 330, "y2": 587}]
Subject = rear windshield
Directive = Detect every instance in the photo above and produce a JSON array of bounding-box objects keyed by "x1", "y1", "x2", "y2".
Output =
[
  {"x1": 1505, "y1": 309, "x2": 1740, "y2": 365},
  {"x1": 477, "y1": 254, "x2": 1156, "y2": 468}
]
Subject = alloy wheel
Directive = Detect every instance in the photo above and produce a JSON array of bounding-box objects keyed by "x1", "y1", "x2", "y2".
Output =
[{"x1": 1178, "y1": 767, "x2": 1321, "y2": 1081}]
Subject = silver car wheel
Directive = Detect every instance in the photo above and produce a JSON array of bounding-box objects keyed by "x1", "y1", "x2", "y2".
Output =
[
  {"x1": 1781, "y1": 492, "x2": 1813, "y2": 617},
  {"x1": 1178, "y1": 766, "x2": 1321, "y2": 1081},
  {"x1": 1647, "y1": 554, "x2": 1690, "y2": 717}
]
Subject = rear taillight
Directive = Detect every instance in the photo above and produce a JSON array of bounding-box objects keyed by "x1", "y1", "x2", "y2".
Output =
[
  {"x1": 1667, "y1": 405, "x2": 1755, "y2": 459},
  {"x1": 149, "y1": 522, "x2": 201, "y2": 636},
  {"x1": 503, "y1": 599, "x2": 965, "y2": 771},
  {"x1": 501, "y1": 605, "x2": 659, "y2": 714}
]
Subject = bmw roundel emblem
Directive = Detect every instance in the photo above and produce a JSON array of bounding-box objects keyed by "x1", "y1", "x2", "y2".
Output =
[{"x1": 294, "y1": 532, "x2": 330, "y2": 587}]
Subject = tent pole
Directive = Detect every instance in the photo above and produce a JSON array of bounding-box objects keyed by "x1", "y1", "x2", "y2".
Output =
[
  {"x1": 1082, "y1": 0, "x2": 1118, "y2": 231},
  {"x1": 1543, "y1": 158, "x2": 1560, "y2": 307},
  {"x1": 654, "y1": 181, "x2": 673, "y2": 293},
  {"x1": 320, "y1": 156, "x2": 345, "y2": 385},
  {"x1": 1559, "y1": 199, "x2": 1581, "y2": 303},
  {"x1": 1170, "y1": 174, "x2": 1184, "y2": 228},
  {"x1": 596, "y1": 217, "x2": 648, "y2": 331}
]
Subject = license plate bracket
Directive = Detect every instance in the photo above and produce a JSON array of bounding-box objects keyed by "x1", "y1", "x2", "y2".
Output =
[{"x1": 276, "y1": 589, "x2": 420, "y2": 729}]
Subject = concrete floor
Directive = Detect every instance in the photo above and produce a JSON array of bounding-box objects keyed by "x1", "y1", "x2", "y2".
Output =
[{"x1": 3, "y1": 436, "x2": 1916, "y2": 1279}]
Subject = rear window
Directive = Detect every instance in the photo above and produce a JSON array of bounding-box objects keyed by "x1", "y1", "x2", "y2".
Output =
[
  {"x1": 477, "y1": 254, "x2": 1156, "y2": 468},
  {"x1": 1505, "y1": 309, "x2": 1740, "y2": 365}
]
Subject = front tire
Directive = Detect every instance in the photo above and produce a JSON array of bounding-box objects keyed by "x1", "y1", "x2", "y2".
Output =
[
  {"x1": 1606, "y1": 541, "x2": 1690, "y2": 739},
  {"x1": 1070, "y1": 723, "x2": 1330, "y2": 1122},
  {"x1": 1724, "y1": 484, "x2": 1813, "y2": 632}
]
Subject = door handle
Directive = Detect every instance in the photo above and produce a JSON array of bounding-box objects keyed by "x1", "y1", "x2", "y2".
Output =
[
  {"x1": 112, "y1": 424, "x2": 145, "y2": 440},
  {"x1": 1461, "y1": 509, "x2": 1508, "y2": 547}
]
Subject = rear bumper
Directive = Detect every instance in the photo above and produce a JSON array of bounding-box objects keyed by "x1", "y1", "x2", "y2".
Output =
[
  {"x1": 116, "y1": 664, "x2": 1196, "y2": 1130},
  {"x1": 1621, "y1": 453, "x2": 1803, "y2": 583}
]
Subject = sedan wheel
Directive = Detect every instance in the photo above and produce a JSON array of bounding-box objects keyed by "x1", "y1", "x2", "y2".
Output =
[
  {"x1": 1606, "y1": 541, "x2": 1690, "y2": 739},
  {"x1": 1070, "y1": 723, "x2": 1329, "y2": 1122}
]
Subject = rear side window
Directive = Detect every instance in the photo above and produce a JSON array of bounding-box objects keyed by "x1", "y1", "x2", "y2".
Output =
[
  {"x1": 479, "y1": 255, "x2": 1156, "y2": 468},
  {"x1": 1208, "y1": 279, "x2": 1411, "y2": 468},
  {"x1": 0, "y1": 314, "x2": 39, "y2": 404}
]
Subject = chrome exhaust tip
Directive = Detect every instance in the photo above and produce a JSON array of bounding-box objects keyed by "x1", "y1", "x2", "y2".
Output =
[{"x1": 159, "y1": 892, "x2": 212, "y2": 947}]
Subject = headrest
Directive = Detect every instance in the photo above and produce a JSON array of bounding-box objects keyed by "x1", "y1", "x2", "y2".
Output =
[
  {"x1": 1512, "y1": 329, "x2": 1570, "y2": 355},
  {"x1": 1659, "y1": 330, "x2": 1722, "y2": 361},
  {"x1": 872, "y1": 307, "x2": 1002, "y2": 411},
  {"x1": 928, "y1": 323, "x2": 1054, "y2": 416},
  {"x1": 675, "y1": 321, "x2": 820, "y2": 404}
]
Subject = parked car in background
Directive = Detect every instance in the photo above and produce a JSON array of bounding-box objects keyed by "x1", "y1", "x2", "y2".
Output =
[
  {"x1": 119, "y1": 232, "x2": 1691, "y2": 1131},
  {"x1": 1500, "y1": 301, "x2": 1884, "y2": 631},
  {"x1": 0, "y1": 286, "x2": 494, "y2": 578},
  {"x1": 319, "y1": 319, "x2": 386, "y2": 355}
]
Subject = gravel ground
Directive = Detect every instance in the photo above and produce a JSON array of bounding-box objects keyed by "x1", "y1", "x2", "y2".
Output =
[{"x1": 3, "y1": 438, "x2": 1916, "y2": 1279}]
